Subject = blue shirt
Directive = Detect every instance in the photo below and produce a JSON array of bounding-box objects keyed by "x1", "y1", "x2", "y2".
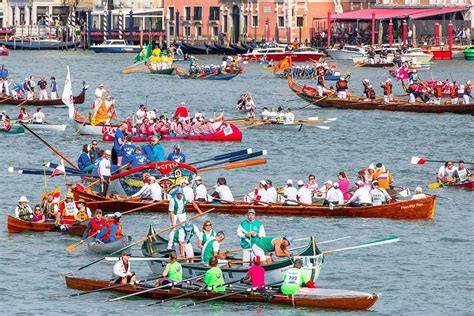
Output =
[
  {"x1": 77, "y1": 152, "x2": 92, "y2": 170},
  {"x1": 97, "y1": 222, "x2": 119, "y2": 242},
  {"x1": 166, "y1": 152, "x2": 186, "y2": 163},
  {"x1": 114, "y1": 129, "x2": 125, "y2": 151},
  {"x1": 0, "y1": 69, "x2": 8, "y2": 80},
  {"x1": 51, "y1": 80, "x2": 57, "y2": 92},
  {"x1": 142, "y1": 144, "x2": 153, "y2": 160},
  {"x1": 131, "y1": 153, "x2": 148, "y2": 168},
  {"x1": 121, "y1": 143, "x2": 136, "y2": 164},
  {"x1": 151, "y1": 143, "x2": 165, "y2": 162}
]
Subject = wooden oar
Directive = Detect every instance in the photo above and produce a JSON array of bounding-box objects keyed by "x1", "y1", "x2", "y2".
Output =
[
  {"x1": 0, "y1": 96, "x2": 12, "y2": 103},
  {"x1": 19, "y1": 122, "x2": 80, "y2": 170},
  {"x1": 108, "y1": 275, "x2": 202, "y2": 302},
  {"x1": 75, "y1": 112, "x2": 91, "y2": 135},
  {"x1": 198, "y1": 158, "x2": 267, "y2": 172},
  {"x1": 78, "y1": 208, "x2": 215, "y2": 271},
  {"x1": 120, "y1": 60, "x2": 146, "y2": 74},
  {"x1": 322, "y1": 236, "x2": 399, "y2": 255},
  {"x1": 70, "y1": 275, "x2": 164, "y2": 297},
  {"x1": 84, "y1": 196, "x2": 141, "y2": 205},
  {"x1": 66, "y1": 231, "x2": 99, "y2": 252}
]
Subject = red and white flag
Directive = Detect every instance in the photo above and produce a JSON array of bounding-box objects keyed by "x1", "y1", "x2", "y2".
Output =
[
  {"x1": 395, "y1": 64, "x2": 409, "y2": 81},
  {"x1": 51, "y1": 160, "x2": 65, "y2": 177},
  {"x1": 411, "y1": 157, "x2": 426, "y2": 165}
]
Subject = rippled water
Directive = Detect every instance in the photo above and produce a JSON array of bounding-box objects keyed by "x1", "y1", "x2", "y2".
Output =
[{"x1": 0, "y1": 51, "x2": 473, "y2": 314}]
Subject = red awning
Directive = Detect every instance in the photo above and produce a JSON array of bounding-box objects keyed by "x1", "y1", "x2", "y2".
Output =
[
  {"x1": 332, "y1": 7, "x2": 466, "y2": 21},
  {"x1": 409, "y1": 6, "x2": 466, "y2": 19}
]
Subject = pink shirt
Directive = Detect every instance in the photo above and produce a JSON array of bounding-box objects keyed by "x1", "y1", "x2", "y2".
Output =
[
  {"x1": 247, "y1": 265, "x2": 265, "y2": 287},
  {"x1": 338, "y1": 179, "x2": 351, "y2": 201}
]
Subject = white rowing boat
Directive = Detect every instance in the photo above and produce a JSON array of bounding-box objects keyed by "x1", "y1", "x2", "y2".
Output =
[
  {"x1": 246, "y1": 122, "x2": 303, "y2": 131},
  {"x1": 11, "y1": 122, "x2": 67, "y2": 131}
]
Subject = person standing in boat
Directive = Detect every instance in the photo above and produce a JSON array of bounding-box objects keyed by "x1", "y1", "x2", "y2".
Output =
[
  {"x1": 31, "y1": 205, "x2": 46, "y2": 223},
  {"x1": 336, "y1": 77, "x2": 348, "y2": 99},
  {"x1": 98, "y1": 150, "x2": 112, "y2": 197},
  {"x1": 156, "y1": 251, "x2": 182, "y2": 286},
  {"x1": 251, "y1": 236, "x2": 293, "y2": 265},
  {"x1": 201, "y1": 231, "x2": 227, "y2": 264},
  {"x1": 81, "y1": 209, "x2": 106, "y2": 241},
  {"x1": 23, "y1": 78, "x2": 33, "y2": 100},
  {"x1": 173, "y1": 221, "x2": 201, "y2": 260},
  {"x1": 166, "y1": 144, "x2": 186, "y2": 163},
  {"x1": 97, "y1": 212, "x2": 124, "y2": 243},
  {"x1": 149, "y1": 135, "x2": 165, "y2": 162},
  {"x1": 37, "y1": 77, "x2": 48, "y2": 100},
  {"x1": 316, "y1": 71, "x2": 325, "y2": 96},
  {"x1": 113, "y1": 252, "x2": 136, "y2": 285},
  {"x1": 94, "y1": 83, "x2": 106, "y2": 107},
  {"x1": 112, "y1": 123, "x2": 127, "y2": 166},
  {"x1": 280, "y1": 259, "x2": 316, "y2": 295},
  {"x1": 120, "y1": 135, "x2": 136, "y2": 166},
  {"x1": 15, "y1": 196, "x2": 33, "y2": 220},
  {"x1": 237, "y1": 209, "x2": 266, "y2": 264},
  {"x1": 379, "y1": 47, "x2": 388, "y2": 64},
  {"x1": 463, "y1": 80, "x2": 472, "y2": 104},
  {"x1": 0, "y1": 64, "x2": 9, "y2": 96},
  {"x1": 198, "y1": 220, "x2": 215, "y2": 249},
  {"x1": 50, "y1": 76, "x2": 58, "y2": 99},
  {"x1": 381, "y1": 79, "x2": 393, "y2": 104},
  {"x1": 204, "y1": 256, "x2": 226, "y2": 292}
]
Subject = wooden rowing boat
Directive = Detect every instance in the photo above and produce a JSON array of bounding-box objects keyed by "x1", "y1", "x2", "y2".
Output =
[
  {"x1": 0, "y1": 86, "x2": 86, "y2": 106},
  {"x1": 86, "y1": 236, "x2": 132, "y2": 254},
  {"x1": 0, "y1": 126, "x2": 25, "y2": 134},
  {"x1": 65, "y1": 275, "x2": 378, "y2": 310},
  {"x1": 288, "y1": 76, "x2": 474, "y2": 115},
  {"x1": 73, "y1": 189, "x2": 437, "y2": 220},
  {"x1": 176, "y1": 68, "x2": 239, "y2": 80},
  {"x1": 356, "y1": 62, "x2": 394, "y2": 68},
  {"x1": 11, "y1": 122, "x2": 67, "y2": 131},
  {"x1": 441, "y1": 180, "x2": 474, "y2": 190},
  {"x1": 246, "y1": 122, "x2": 303, "y2": 131},
  {"x1": 6, "y1": 215, "x2": 86, "y2": 235},
  {"x1": 142, "y1": 229, "x2": 323, "y2": 284},
  {"x1": 228, "y1": 117, "x2": 336, "y2": 125},
  {"x1": 148, "y1": 67, "x2": 175, "y2": 75}
]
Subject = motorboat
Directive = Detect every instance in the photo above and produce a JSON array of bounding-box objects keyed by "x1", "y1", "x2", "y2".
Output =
[{"x1": 90, "y1": 39, "x2": 141, "y2": 53}]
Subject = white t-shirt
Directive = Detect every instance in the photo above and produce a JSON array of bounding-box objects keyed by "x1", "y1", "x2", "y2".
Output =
[
  {"x1": 95, "y1": 87, "x2": 106, "y2": 99},
  {"x1": 195, "y1": 183, "x2": 208, "y2": 200},
  {"x1": 256, "y1": 187, "x2": 269, "y2": 202},
  {"x1": 142, "y1": 182, "x2": 162, "y2": 201},
  {"x1": 183, "y1": 186, "x2": 194, "y2": 202},
  {"x1": 215, "y1": 185, "x2": 234, "y2": 202},
  {"x1": 284, "y1": 112, "x2": 295, "y2": 125},
  {"x1": 147, "y1": 110, "x2": 156, "y2": 120},
  {"x1": 266, "y1": 187, "x2": 278, "y2": 203},
  {"x1": 32, "y1": 111, "x2": 45, "y2": 123},
  {"x1": 98, "y1": 158, "x2": 111, "y2": 177},
  {"x1": 326, "y1": 187, "x2": 344, "y2": 205},
  {"x1": 176, "y1": 224, "x2": 201, "y2": 243},
  {"x1": 136, "y1": 109, "x2": 146, "y2": 124},
  {"x1": 297, "y1": 187, "x2": 313, "y2": 204},
  {"x1": 348, "y1": 187, "x2": 372, "y2": 205},
  {"x1": 284, "y1": 186, "x2": 298, "y2": 204},
  {"x1": 260, "y1": 110, "x2": 270, "y2": 120},
  {"x1": 169, "y1": 196, "x2": 186, "y2": 214},
  {"x1": 411, "y1": 193, "x2": 427, "y2": 200},
  {"x1": 438, "y1": 165, "x2": 458, "y2": 178}
]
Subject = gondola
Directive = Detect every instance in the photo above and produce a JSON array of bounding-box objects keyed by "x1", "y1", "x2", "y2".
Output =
[
  {"x1": 0, "y1": 84, "x2": 86, "y2": 106},
  {"x1": 230, "y1": 43, "x2": 249, "y2": 54},
  {"x1": 6, "y1": 215, "x2": 86, "y2": 235},
  {"x1": 176, "y1": 68, "x2": 238, "y2": 80},
  {"x1": 0, "y1": 126, "x2": 25, "y2": 134},
  {"x1": 288, "y1": 76, "x2": 474, "y2": 115}
]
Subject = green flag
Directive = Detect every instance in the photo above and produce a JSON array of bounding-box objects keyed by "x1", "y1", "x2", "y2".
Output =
[{"x1": 134, "y1": 42, "x2": 152, "y2": 63}]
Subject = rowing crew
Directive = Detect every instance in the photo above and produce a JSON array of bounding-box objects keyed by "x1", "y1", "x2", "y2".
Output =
[
  {"x1": 408, "y1": 80, "x2": 472, "y2": 104},
  {"x1": 436, "y1": 160, "x2": 471, "y2": 184},
  {"x1": 257, "y1": 107, "x2": 295, "y2": 124}
]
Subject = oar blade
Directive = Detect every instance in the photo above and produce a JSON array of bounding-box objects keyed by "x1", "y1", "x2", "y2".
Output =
[
  {"x1": 427, "y1": 182, "x2": 442, "y2": 189},
  {"x1": 411, "y1": 156, "x2": 426, "y2": 165}
]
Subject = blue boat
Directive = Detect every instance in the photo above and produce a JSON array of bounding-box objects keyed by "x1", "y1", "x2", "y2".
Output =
[
  {"x1": 90, "y1": 39, "x2": 141, "y2": 53},
  {"x1": 0, "y1": 37, "x2": 79, "y2": 50}
]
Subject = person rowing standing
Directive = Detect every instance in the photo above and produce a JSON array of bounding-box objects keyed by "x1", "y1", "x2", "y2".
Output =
[
  {"x1": 113, "y1": 252, "x2": 136, "y2": 285},
  {"x1": 173, "y1": 221, "x2": 200, "y2": 260},
  {"x1": 336, "y1": 77, "x2": 348, "y2": 99},
  {"x1": 381, "y1": 79, "x2": 392, "y2": 104},
  {"x1": 316, "y1": 71, "x2": 325, "y2": 97},
  {"x1": 251, "y1": 236, "x2": 293, "y2": 265},
  {"x1": 463, "y1": 80, "x2": 472, "y2": 104},
  {"x1": 237, "y1": 209, "x2": 266, "y2": 265},
  {"x1": 98, "y1": 150, "x2": 112, "y2": 197}
]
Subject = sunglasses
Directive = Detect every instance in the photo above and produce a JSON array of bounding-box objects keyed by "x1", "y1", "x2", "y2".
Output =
[{"x1": 205, "y1": 224, "x2": 212, "y2": 227}]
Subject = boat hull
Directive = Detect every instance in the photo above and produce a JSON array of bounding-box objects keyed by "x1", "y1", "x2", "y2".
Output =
[
  {"x1": 65, "y1": 276, "x2": 378, "y2": 310},
  {"x1": 12, "y1": 123, "x2": 66, "y2": 131},
  {"x1": 86, "y1": 236, "x2": 132, "y2": 254},
  {"x1": 73, "y1": 189, "x2": 437, "y2": 220},
  {"x1": 248, "y1": 123, "x2": 303, "y2": 131},
  {"x1": 148, "y1": 68, "x2": 175, "y2": 75},
  {"x1": 1, "y1": 89, "x2": 85, "y2": 106},
  {"x1": 0, "y1": 41, "x2": 80, "y2": 50},
  {"x1": 6, "y1": 215, "x2": 86, "y2": 235},
  {"x1": 243, "y1": 52, "x2": 324, "y2": 62},
  {"x1": 326, "y1": 49, "x2": 363, "y2": 60},
  {"x1": 91, "y1": 46, "x2": 141, "y2": 53},
  {"x1": 0, "y1": 126, "x2": 24, "y2": 134},
  {"x1": 288, "y1": 76, "x2": 474, "y2": 115}
]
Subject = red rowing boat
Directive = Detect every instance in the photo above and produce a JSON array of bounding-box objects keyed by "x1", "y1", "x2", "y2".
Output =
[{"x1": 6, "y1": 215, "x2": 86, "y2": 235}]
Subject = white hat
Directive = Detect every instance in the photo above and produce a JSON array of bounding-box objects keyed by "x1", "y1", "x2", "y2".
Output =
[
  {"x1": 18, "y1": 196, "x2": 29, "y2": 203},
  {"x1": 467, "y1": 80, "x2": 472, "y2": 85},
  {"x1": 180, "y1": 179, "x2": 189, "y2": 185},
  {"x1": 333, "y1": 182, "x2": 340, "y2": 188},
  {"x1": 325, "y1": 180, "x2": 333, "y2": 186},
  {"x1": 286, "y1": 179, "x2": 293, "y2": 185},
  {"x1": 194, "y1": 176, "x2": 202, "y2": 181},
  {"x1": 415, "y1": 186, "x2": 422, "y2": 193},
  {"x1": 356, "y1": 180, "x2": 364, "y2": 185},
  {"x1": 297, "y1": 180, "x2": 304, "y2": 186},
  {"x1": 148, "y1": 176, "x2": 156, "y2": 181},
  {"x1": 260, "y1": 180, "x2": 266, "y2": 185},
  {"x1": 386, "y1": 79, "x2": 392, "y2": 82},
  {"x1": 104, "y1": 150, "x2": 111, "y2": 155}
]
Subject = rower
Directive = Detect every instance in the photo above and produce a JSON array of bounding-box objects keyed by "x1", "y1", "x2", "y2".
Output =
[
  {"x1": 268, "y1": 108, "x2": 277, "y2": 121},
  {"x1": 180, "y1": 179, "x2": 194, "y2": 202},
  {"x1": 336, "y1": 77, "x2": 348, "y2": 99},
  {"x1": 167, "y1": 187, "x2": 203, "y2": 249},
  {"x1": 316, "y1": 71, "x2": 325, "y2": 96},
  {"x1": 463, "y1": 80, "x2": 472, "y2": 104},
  {"x1": 75, "y1": 199, "x2": 92, "y2": 222},
  {"x1": 201, "y1": 231, "x2": 227, "y2": 264},
  {"x1": 284, "y1": 108, "x2": 295, "y2": 125},
  {"x1": 280, "y1": 258, "x2": 316, "y2": 295},
  {"x1": 251, "y1": 236, "x2": 293, "y2": 265},
  {"x1": 408, "y1": 80, "x2": 419, "y2": 104},
  {"x1": 15, "y1": 196, "x2": 33, "y2": 220},
  {"x1": 173, "y1": 221, "x2": 201, "y2": 259},
  {"x1": 433, "y1": 81, "x2": 443, "y2": 105},
  {"x1": 204, "y1": 256, "x2": 225, "y2": 292},
  {"x1": 411, "y1": 187, "x2": 427, "y2": 200},
  {"x1": 198, "y1": 220, "x2": 216, "y2": 249},
  {"x1": 370, "y1": 181, "x2": 392, "y2": 206},
  {"x1": 379, "y1": 47, "x2": 388, "y2": 64},
  {"x1": 449, "y1": 83, "x2": 458, "y2": 105},
  {"x1": 42, "y1": 193, "x2": 59, "y2": 221},
  {"x1": 437, "y1": 161, "x2": 458, "y2": 183},
  {"x1": 276, "y1": 107, "x2": 285, "y2": 123},
  {"x1": 323, "y1": 181, "x2": 344, "y2": 206},
  {"x1": 194, "y1": 176, "x2": 208, "y2": 202},
  {"x1": 260, "y1": 107, "x2": 270, "y2": 121},
  {"x1": 59, "y1": 193, "x2": 79, "y2": 225},
  {"x1": 266, "y1": 180, "x2": 278, "y2": 203},
  {"x1": 113, "y1": 252, "x2": 136, "y2": 285},
  {"x1": 211, "y1": 177, "x2": 234, "y2": 203},
  {"x1": 167, "y1": 144, "x2": 186, "y2": 163},
  {"x1": 132, "y1": 175, "x2": 162, "y2": 201},
  {"x1": 237, "y1": 209, "x2": 266, "y2": 264},
  {"x1": 457, "y1": 160, "x2": 471, "y2": 182},
  {"x1": 381, "y1": 79, "x2": 392, "y2": 104},
  {"x1": 157, "y1": 251, "x2": 183, "y2": 286},
  {"x1": 364, "y1": 84, "x2": 375, "y2": 102},
  {"x1": 78, "y1": 144, "x2": 93, "y2": 173},
  {"x1": 81, "y1": 209, "x2": 106, "y2": 241},
  {"x1": 252, "y1": 180, "x2": 269, "y2": 204},
  {"x1": 372, "y1": 163, "x2": 394, "y2": 189},
  {"x1": 367, "y1": 47, "x2": 375, "y2": 64},
  {"x1": 32, "y1": 107, "x2": 46, "y2": 124},
  {"x1": 96, "y1": 212, "x2": 124, "y2": 243},
  {"x1": 241, "y1": 256, "x2": 266, "y2": 292},
  {"x1": 296, "y1": 180, "x2": 312, "y2": 205},
  {"x1": 283, "y1": 180, "x2": 298, "y2": 205},
  {"x1": 31, "y1": 204, "x2": 46, "y2": 223},
  {"x1": 347, "y1": 180, "x2": 372, "y2": 207}
]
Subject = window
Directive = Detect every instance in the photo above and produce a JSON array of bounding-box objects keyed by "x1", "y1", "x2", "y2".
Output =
[
  {"x1": 296, "y1": 16, "x2": 303, "y2": 27},
  {"x1": 224, "y1": 15, "x2": 228, "y2": 32},
  {"x1": 193, "y1": 6, "x2": 202, "y2": 21},
  {"x1": 278, "y1": 16, "x2": 285, "y2": 28},
  {"x1": 170, "y1": 26, "x2": 174, "y2": 36},
  {"x1": 213, "y1": 26, "x2": 219, "y2": 36},
  {"x1": 196, "y1": 26, "x2": 202, "y2": 37},
  {"x1": 243, "y1": 15, "x2": 248, "y2": 33},
  {"x1": 168, "y1": 7, "x2": 174, "y2": 20},
  {"x1": 184, "y1": 6, "x2": 191, "y2": 21},
  {"x1": 252, "y1": 15, "x2": 258, "y2": 27},
  {"x1": 184, "y1": 26, "x2": 190, "y2": 36},
  {"x1": 209, "y1": 7, "x2": 220, "y2": 21}
]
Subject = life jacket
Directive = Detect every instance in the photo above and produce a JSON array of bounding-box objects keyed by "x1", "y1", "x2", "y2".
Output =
[
  {"x1": 434, "y1": 86, "x2": 443, "y2": 98},
  {"x1": 17, "y1": 205, "x2": 32, "y2": 220},
  {"x1": 336, "y1": 80, "x2": 347, "y2": 91},
  {"x1": 409, "y1": 84, "x2": 418, "y2": 93},
  {"x1": 61, "y1": 201, "x2": 78, "y2": 225},
  {"x1": 89, "y1": 217, "x2": 106, "y2": 236},
  {"x1": 384, "y1": 83, "x2": 392, "y2": 96},
  {"x1": 367, "y1": 88, "x2": 376, "y2": 99},
  {"x1": 450, "y1": 86, "x2": 457, "y2": 98},
  {"x1": 44, "y1": 201, "x2": 58, "y2": 219},
  {"x1": 102, "y1": 219, "x2": 123, "y2": 241}
]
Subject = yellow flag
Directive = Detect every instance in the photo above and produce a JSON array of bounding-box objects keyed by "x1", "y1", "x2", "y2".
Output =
[{"x1": 91, "y1": 101, "x2": 109, "y2": 126}]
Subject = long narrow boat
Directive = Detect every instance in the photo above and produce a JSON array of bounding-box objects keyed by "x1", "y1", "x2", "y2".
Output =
[
  {"x1": 142, "y1": 230, "x2": 323, "y2": 284},
  {"x1": 176, "y1": 68, "x2": 239, "y2": 80},
  {"x1": 6, "y1": 215, "x2": 86, "y2": 235},
  {"x1": 0, "y1": 86, "x2": 86, "y2": 106},
  {"x1": 65, "y1": 275, "x2": 378, "y2": 310},
  {"x1": 86, "y1": 236, "x2": 132, "y2": 255},
  {"x1": 355, "y1": 62, "x2": 394, "y2": 68},
  {"x1": 441, "y1": 180, "x2": 474, "y2": 190},
  {"x1": 288, "y1": 76, "x2": 474, "y2": 115},
  {"x1": 0, "y1": 126, "x2": 25, "y2": 134},
  {"x1": 246, "y1": 122, "x2": 303, "y2": 132},
  {"x1": 73, "y1": 189, "x2": 437, "y2": 220},
  {"x1": 12, "y1": 122, "x2": 67, "y2": 131},
  {"x1": 148, "y1": 67, "x2": 175, "y2": 75}
]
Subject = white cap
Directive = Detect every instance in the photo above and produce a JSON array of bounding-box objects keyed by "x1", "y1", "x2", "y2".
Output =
[
  {"x1": 180, "y1": 179, "x2": 189, "y2": 185},
  {"x1": 415, "y1": 186, "x2": 422, "y2": 193},
  {"x1": 297, "y1": 180, "x2": 304, "y2": 186},
  {"x1": 356, "y1": 180, "x2": 364, "y2": 185},
  {"x1": 194, "y1": 176, "x2": 202, "y2": 181},
  {"x1": 325, "y1": 180, "x2": 333, "y2": 186},
  {"x1": 260, "y1": 180, "x2": 266, "y2": 185},
  {"x1": 333, "y1": 182, "x2": 339, "y2": 188},
  {"x1": 148, "y1": 176, "x2": 156, "y2": 181},
  {"x1": 286, "y1": 179, "x2": 293, "y2": 185},
  {"x1": 18, "y1": 196, "x2": 29, "y2": 203},
  {"x1": 104, "y1": 150, "x2": 111, "y2": 155}
]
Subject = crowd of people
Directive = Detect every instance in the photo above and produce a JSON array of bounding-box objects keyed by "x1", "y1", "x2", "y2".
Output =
[
  {"x1": 0, "y1": 107, "x2": 48, "y2": 131},
  {"x1": 146, "y1": 47, "x2": 174, "y2": 71},
  {"x1": 436, "y1": 160, "x2": 471, "y2": 184},
  {"x1": 280, "y1": 63, "x2": 344, "y2": 80}
]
